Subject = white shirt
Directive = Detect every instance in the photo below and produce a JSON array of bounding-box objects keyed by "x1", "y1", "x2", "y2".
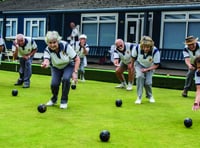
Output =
[
  {"x1": 132, "y1": 45, "x2": 160, "y2": 68},
  {"x1": 12, "y1": 37, "x2": 37, "y2": 57},
  {"x1": 113, "y1": 42, "x2": 135, "y2": 65},
  {"x1": 183, "y1": 42, "x2": 200, "y2": 64},
  {"x1": 0, "y1": 38, "x2": 4, "y2": 46},
  {"x1": 69, "y1": 27, "x2": 79, "y2": 45},
  {"x1": 43, "y1": 40, "x2": 77, "y2": 69},
  {"x1": 74, "y1": 41, "x2": 89, "y2": 58}
]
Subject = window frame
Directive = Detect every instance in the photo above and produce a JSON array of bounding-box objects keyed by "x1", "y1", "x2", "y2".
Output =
[
  {"x1": 125, "y1": 12, "x2": 153, "y2": 43},
  {"x1": 24, "y1": 18, "x2": 46, "y2": 40},
  {"x1": 81, "y1": 13, "x2": 118, "y2": 46},
  {"x1": 5, "y1": 18, "x2": 18, "y2": 39},
  {"x1": 160, "y1": 11, "x2": 200, "y2": 49}
]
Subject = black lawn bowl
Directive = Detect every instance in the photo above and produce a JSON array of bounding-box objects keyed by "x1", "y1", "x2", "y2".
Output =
[
  {"x1": 99, "y1": 130, "x2": 110, "y2": 142},
  {"x1": 115, "y1": 99, "x2": 122, "y2": 107},
  {"x1": 12, "y1": 89, "x2": 18, "y2": 96},
  {"x1": 37, "y1": 104, "x2": 47, "y2": 113},
  {"x1": 184, "y1": 118, "x2": 192, "y2": 128},
  {"x1": 71, "y1": 84, "x2": 76, "y2": 90}
]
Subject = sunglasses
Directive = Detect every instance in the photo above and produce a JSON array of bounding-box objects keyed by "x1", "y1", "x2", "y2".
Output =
[{"x1": 116, "y1": 44, "x2": 123, "y2": 49}]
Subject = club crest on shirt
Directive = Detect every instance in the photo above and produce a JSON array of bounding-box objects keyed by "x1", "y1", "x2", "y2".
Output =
[
  {"x1": 149, "y1": 58, "x2": 152, "y2": 62},
  {"x1": 126, "y1": 51, "x2": 129, "y2": 54}
]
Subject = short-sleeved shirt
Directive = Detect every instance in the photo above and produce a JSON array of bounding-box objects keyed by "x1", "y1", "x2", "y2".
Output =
[
  {"x1": 12, "y1": 37, "x2": 37, "y2": 57},
  {"x1": 0, "y1": 38, "x2": 4, "y2": 46},
  {"x1": 70, "y1": 27, "x2": 79, "y2": 44},
  {"x1": 43, "y1": 40, "x2": 77, "y2": 69},
  {"x1": 71, "y1": 28, "x2": 79, "y2": 38},
  {"x1": 195, "y1": 70, "x2": 200, "y2": 85},
  {"x1": 183, "y1": 42, "x2": 200, "y2": 64},
  {"x1": 113, "y1": 42, "x2": 135, "y2": 65},
  {"x1": 74, "y1": 41, "x2": 89, "y2": 58},
  {"x1": 132, "y1": 44, "x2": 160, "y2": 68}
]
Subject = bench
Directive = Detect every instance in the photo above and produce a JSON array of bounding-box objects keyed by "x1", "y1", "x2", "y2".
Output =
[
  {"x1": 87, "y1": 46, "x2": 111, "y2": 64},
  {"x1": 34, "y1": 52, "x2": 43, "y2": 60},
  {"x1": 160, "y1": 48, "x2": 184, "y2": 61},
  {"x1": 1, "y1": 51, "x2": 43, "y2": 62}
]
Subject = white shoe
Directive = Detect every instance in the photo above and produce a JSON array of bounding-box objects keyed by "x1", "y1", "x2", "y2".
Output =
[
  {"x1": 80, "y1": 75, "x2": 85, "y2": 82},
  {"x1": 46, "y1": 100, "x2": 56, "y2": 106},
  {"x1": 149, "y1": 96, "x2": 155, "y2": 103},
  {"x1": 135, "y1": 98, "x2": 141, "y2": 104},
  {"x1": 60, "y1": 103, "x2": 68, "y2": 109},
  {"x1": 126, "y1": 84, "x2": 133, "y2": 91},
  {"x1": 80, "y1": 77, "x2": 85, "y2": 82},
  {"x1": 115, "y1": 83, "x2": 126, "y2": 88}
]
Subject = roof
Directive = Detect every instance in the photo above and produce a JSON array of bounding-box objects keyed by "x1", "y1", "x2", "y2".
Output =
[{"x1": 1, "y1": 0, "x2": 200, "y2": 12}]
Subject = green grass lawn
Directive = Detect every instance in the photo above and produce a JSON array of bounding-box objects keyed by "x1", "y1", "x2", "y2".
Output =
[{"x1": 0, "y1": 70, "x2": 199, "y2": 148}]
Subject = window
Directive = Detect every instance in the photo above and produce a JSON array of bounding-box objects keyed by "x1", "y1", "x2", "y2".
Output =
[
  {"x1": 24, "y1": 18, "x2": 46, "y2": 39},
  {"x1": 6, "y1": 18, "x2": 17, "y2": 38},
  {"x1": 161, "y1": 11, "x2": 200, "y2": 49},
  {"x1": 81, "y1": 14, "x2": 118, "y2": 46}
]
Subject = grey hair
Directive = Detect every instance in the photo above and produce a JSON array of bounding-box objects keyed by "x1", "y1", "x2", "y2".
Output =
[
  {"x1": 16, "y1": 34, "x2": 25, "y2": 40},
  {"x1": 45, "y1": 31, "x2": 62, "y2": 44}
]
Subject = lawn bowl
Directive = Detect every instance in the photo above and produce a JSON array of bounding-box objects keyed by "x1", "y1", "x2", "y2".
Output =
[
  {"x1": 71, "y1": 84, "x2": 76, "y2": 90},
  {"x1": 12, "y1": 89, "x2": 18, "y2": 96},
  {"x1": 99, "y1": 130, "x2": 110, "y2": 142},
  {"x1": 115, "y1": 99, "x2": 122, "y2": 107},
  {"x1": 37, "y1": 104, "x2": 47, "y2": 113},
  {"x1": 184, "y1": 118, "x2": 192, "y2": 128}
]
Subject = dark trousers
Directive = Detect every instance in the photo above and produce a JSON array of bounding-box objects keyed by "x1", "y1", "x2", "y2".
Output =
[
  {"x1": 50, "y1": 64, "x2": 74, "y2": 104},
  {"x1": 184, "y1": 69, "x2": 195, "y2": 91}
]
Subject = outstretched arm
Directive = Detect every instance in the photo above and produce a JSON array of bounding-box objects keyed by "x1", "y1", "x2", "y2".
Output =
[
  {"x1": 41, "y1": 59, "x2": 50, "y2": 68},
  {"x1": 72, "y1": 56, "x2": 80, "y2": 83},
  {"x1": 192, "y1": 85, "x2": 200, "y2": 111}
]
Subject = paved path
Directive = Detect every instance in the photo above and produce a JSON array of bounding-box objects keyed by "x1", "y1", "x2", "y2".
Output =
[
  {"x1": 86, "y1": 64, "x2": 187, "y2": 77},
  {"x1": 32, "y1": 60, "x2": 187, "y2": 77}
]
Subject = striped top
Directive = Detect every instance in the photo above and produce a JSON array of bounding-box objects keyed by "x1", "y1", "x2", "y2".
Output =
[
  {"x1": 43, "y1": 40, "x2": 77, "y2": 69},
  {"x1": 132, "y1": 45, "x2": 160, "y2": 68},
  {"x1": 12, "y1": 37, "x2": 37, "y2": 57}
]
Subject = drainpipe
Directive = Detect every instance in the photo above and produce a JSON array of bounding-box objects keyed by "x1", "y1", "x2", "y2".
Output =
[{"x1": 143, "y1": 11, "x2": 149, "y2": 36}]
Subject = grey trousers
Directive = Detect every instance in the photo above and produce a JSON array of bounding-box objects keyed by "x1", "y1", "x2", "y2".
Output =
[
  {"x1": 18, "y1": 57, "x2": 33, "y2": 85},
  {"x1": 135, "y1": 61, "x2": 154, "y2": 99}
]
